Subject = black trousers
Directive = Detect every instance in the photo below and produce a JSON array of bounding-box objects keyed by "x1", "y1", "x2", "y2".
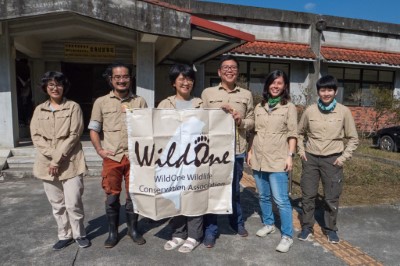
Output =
[{"x1": 170, "y1": 215, "x2": 203, "y2": 241}]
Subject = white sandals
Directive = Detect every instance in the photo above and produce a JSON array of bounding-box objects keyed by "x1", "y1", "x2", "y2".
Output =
[
  {"x1": 177, "y1": 237, "x2": 200, "y2": 253},
  {"x1": 164, "y1": 237, "x2": 185, "y2": 250}
]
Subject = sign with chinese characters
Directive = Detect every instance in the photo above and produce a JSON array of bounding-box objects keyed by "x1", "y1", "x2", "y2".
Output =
[{"x1": 64, "y1": 43, "x2": 115, "y2": 58}]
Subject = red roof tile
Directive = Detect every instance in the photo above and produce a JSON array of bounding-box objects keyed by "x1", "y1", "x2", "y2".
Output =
[
  {"x1": 321, "y1": 46, "x2": 400, "y2": 66},
  {"x1": 230, "y1": 41, "x2": 316, "y2": 59}
]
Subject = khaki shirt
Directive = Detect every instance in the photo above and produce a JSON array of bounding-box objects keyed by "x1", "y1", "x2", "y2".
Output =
[
  {"x1": 201, "y1": 83, "x2": 254, "y2": 154},
  {"x1": 250, "y1": 102, "x2": 298, "y2": 172},
  {"x1": 297, "y1": 103, "x2": 359, "y2": 164},
  {"x1": 90, "y1": 91, "x2": 147, "y2": 162},
  {"x1": 157, "y1": 95, "x2": 203, "y2": 108},
  {"x1": 30, "y1": 99, "x2": 87, "y2": 181}
]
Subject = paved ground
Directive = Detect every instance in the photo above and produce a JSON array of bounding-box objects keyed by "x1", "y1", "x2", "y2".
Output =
[{"x1": 1, "y1": 177, "x2": 399, "y2": 266}]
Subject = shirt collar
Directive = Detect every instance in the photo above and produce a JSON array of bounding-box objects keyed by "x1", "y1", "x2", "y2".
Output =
[{"x1": 217, "y1": 83, "x2": 241, "y2": 93}]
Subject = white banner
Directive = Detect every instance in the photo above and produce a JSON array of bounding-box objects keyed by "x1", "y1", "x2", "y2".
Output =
[{"x1": 126, "y1": 108, "x2": 235, "y2": 220}]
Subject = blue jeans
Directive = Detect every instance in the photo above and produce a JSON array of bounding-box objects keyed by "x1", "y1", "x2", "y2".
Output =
[
  {"x1": 253, "y1": 170, "x2": 293, "y2": 238},
  {"x1": 204, "y1": 156, "x2": 245, "y2": 237}
]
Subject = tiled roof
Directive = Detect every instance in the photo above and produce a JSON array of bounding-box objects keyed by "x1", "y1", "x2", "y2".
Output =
[
  {"x1": 230, "y1": 41, "x2": 316, "y2": 60},
  {"x1": 321, "y1": 46, "x2": 400, "y2": 66}
]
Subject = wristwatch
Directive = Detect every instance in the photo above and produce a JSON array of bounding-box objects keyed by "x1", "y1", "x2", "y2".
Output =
[{"x1": 288, "y1": 152, "x2": 295, "y2": 157}]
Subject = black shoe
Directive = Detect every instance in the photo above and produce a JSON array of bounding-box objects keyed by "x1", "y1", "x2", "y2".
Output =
[
  {"x1": 53, "y1": 239, "x2": 74, "y2": 251},
  {"x1": 298, "y1": 228, "x2": 314, "y2": 241},
  {"x1": 203, "y1": 235, "x2": 216, "y2": 248},
  {"x1": 237, "y1": 226, "x2": 249, "y2": 237},
  {"x1": 76, "y1": 237, "x2": 91, "y2": 248},
  {"x1": 326, "y1": 230, "x2": 340, "y2": 244}
]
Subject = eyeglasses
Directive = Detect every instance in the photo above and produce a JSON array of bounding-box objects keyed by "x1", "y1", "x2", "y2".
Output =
[
  {"x1": 220, "y1": 65, "x2": 238, "y2": 71},
  {"x1": 47, "y1": 83, "x2": 63, "y2": 90},
  {"x1": 176, "y1": 77, "x2": 194, "y2": 84},
  {"x1": 112, "y1": 75, "x2": 131, "y2": 81}
]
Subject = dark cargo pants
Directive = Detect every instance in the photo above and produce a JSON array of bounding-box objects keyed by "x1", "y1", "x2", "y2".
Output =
[{"x1": 300, "y1": 152, "x2": 344, "y2": 232}]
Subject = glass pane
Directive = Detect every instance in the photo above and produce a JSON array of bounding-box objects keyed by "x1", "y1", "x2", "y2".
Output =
[
  {"x1": 345, "y1": 68, "x2": 360, "y2": 80},
  {"x1": 270, "y1": 63, "x2": 289, "y2": 75},
  {"x1": 238, "y1": 61, "x2": 247, "y2": 76},
  {"x1": 363, "y1": 70, "x2": 378, "y2": 81},
  {"x1": 361, "y1": 83, "x2": 376, "y2": 107},
  {"x1": 328, "y1": 67, "x2": 344, "y2": 79},
  {"x1": 205, "y1": 60, "x2": 220, "y2": 75},
  {"x1": 250, "y1": 62, "x2": 269, "y2": 76},
  {"x1": 342, "y1": 82, "x2": 361, "y2": 106},
  {"x1": 249, "y1": 77, "x2": 264, "y2": 98},
  {"x1": 379, "y1": 71, "x2": 394, "y2": 82}
]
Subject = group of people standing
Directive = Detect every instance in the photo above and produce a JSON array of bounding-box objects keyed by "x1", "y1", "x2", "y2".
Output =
[{"x1": 30, "y1": 54, "x2": 358, "y2": 254}]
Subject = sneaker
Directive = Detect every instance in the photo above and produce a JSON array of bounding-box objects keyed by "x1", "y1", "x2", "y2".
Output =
[
  {"x1": 256, "y1": 225, "x2": 276, "y2": 237},
  {"x1": 298, "y1": 228, "x2": 314, "y2": 241},
  {"x1": 237, "y1": 226, "x2": 249, "y2": 237},
  {"x1": 53, "y1": 238, "x2": 74, "y2": 251},
  {"x1": 327, "y1": 230, "x2": 340, "y2": 244},
  {"x1": 276, "y1": 236, "x2": 293, "y2": 253},
  {"x1": 203, "y1": 235, "x2": 216, "y2": 248},
  {"x1": 75, "y1": 237, "x2": 91, "y2": 248}
]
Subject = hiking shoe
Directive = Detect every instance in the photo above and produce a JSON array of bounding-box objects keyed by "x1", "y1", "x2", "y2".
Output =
[
  {"x1": 237, "y1": 226, "x2": 249, "y2": 237},
  {"x1": 276, "y1": 236, "x2": 293, "y2": 253},
  {"x1": 298, "y1": 228, "x2": 314, "y2": 241},
  {"x1": 203, "y1": 235, "x2": 216, "y2": 248},
  {"x1": 76, "y1": 237, "x2": 91, "y2": 248},
  {"x1": 53, "y1": 238, "x2": 74, "y2": 251},
  {"x1": 256, "y1": 224, "x2": 276, "y2": 237},
  {"x1": 327, "y1": 230, "x2": 340, "y2": 244}
]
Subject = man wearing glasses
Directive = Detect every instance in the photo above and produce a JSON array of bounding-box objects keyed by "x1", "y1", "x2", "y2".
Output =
[
  {"x1": 201, "y1": 55, "x2": 255, "y2": 248},
  {"x1": 88, "y1": 63, "x2": 147, "y2": 248}
]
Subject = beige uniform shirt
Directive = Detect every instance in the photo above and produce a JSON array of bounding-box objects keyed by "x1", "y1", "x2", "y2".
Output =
[
  {"x1": 157, "y1": 95, "x2": 203, "y2": 108},
  {"x1": 250, "y1": 102, "x2": 298, "y2": 172},
  {"x1": 201, "y1": 84, "x2": 254, "y2": 154},
  {"x1": 30, "y1": 99, "x2": 87, "y2": 181},
  {"x1": 297, "y1": 103, "x2": 359, "y2": 164},
  {"x1": 90, "y1": 91, "x2": 148, "y2": 162}
]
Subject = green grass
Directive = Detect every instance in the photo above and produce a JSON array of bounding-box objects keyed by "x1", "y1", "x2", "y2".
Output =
[
  {"x1": 290, "y1": 141, "x2": 400, "y2": 205},
  {"x1": 356, "y1": 138, "x2": 400, "y2": 161}
]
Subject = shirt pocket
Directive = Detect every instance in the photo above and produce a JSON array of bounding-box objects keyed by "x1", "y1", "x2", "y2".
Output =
[
  {"x1": 55, "y1": 113, "x2": 71, "y2": 138},
  {"x1": 102, "y1": 106, "x2": 120, "y2": 131},
  {"x1": 207, "y1": 98, "x2": 223, "y2": 108},
  {"x1": 232, "y1": 98, "x2": 248, "y2": 115},
  {"x1": 268, "y1": 112, "x2": 286, "y2": 133},
  {"x1": 327, "y1": 118, "x2": 343, "y2": 135},
  {"x1": 37, "y1": 114, "x2": 51, "y2": 138}
]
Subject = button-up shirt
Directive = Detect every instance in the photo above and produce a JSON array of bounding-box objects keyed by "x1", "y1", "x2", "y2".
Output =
[
  {"x1": 30, "y1": 99, "x2": 87, "y2": 181},
  {"x1": 250, "y1": 102, "x2": 298, "y2": 172},
  {"x1": 89, "y1": 91, "x2": 148, "y2": 162},
  {"x1": 201, "y1": 83, "x2": 254, "y2": 154},
  {"x1": 297, "y1": 103, "x2": 359, "y2": 164}
]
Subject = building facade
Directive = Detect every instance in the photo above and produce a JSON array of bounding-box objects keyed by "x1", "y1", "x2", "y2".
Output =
[{"x1": 1, "y1": 0, "x2": 399, "y2": 148}]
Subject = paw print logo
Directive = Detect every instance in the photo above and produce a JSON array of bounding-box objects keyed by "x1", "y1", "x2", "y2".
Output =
[{"x1": 194, "y1": 135, "x2": 209, "y2": 145}]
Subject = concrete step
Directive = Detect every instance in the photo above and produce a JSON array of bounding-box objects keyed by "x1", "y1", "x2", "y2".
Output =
[
  {"x1": 1, "y1": 167, "x2": 102, "y2": 180},
  {"x1": 11, "y1": 147, "x2": 36, "y2": 157}
]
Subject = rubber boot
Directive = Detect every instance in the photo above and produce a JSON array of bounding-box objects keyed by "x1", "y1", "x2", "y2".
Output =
[
  {"x1": 104, "y1": 214, "x2": 119, "y2": 248},
  {"x1": 126, "y1": 212, "x2": 146, "y2": 245}
]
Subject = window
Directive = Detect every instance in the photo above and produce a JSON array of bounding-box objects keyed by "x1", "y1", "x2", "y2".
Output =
[{"x1": 328, "y1": 67, "x2": 394, "y2": 106}]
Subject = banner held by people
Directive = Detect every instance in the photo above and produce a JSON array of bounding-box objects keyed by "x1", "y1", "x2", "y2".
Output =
[{"x1": 126, "y1": 108, "x2": 235, "y2": 220}]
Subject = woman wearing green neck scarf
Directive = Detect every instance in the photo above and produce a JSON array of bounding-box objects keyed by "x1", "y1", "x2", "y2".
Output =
[{"x1": 247, "y1": 70, "x2": 298, "y2": 253}]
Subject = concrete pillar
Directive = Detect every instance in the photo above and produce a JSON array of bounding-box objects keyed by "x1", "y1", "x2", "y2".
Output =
[
  {"x1": 136, "y1": 41, "x2": 155, "y2": 107},
  {"x1": 0, "y1": 22, "x2": 19, "y2": 148},
  {"x1": 309, "y1": 17, "x2": 326, "y2": 103},
  {"x1": 193, "y1": 64, "x2": 205, "y2": 97}
]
